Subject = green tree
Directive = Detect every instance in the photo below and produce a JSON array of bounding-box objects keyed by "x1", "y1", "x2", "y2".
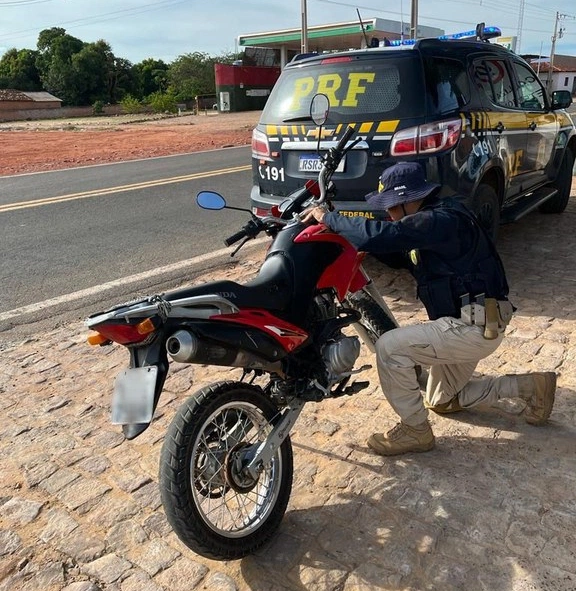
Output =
[
  {"x1": 132, "y1": 58, "x2": 169, "y2": 99},
  {"x1": 109, "y1": 57, "x2": 136, "y2": 103},
  {"x1": 71, "y1": 40, "x2": 111, "y2": 104},
  {"x1": 167, "y1": 52, "x2": 215, "y2": 102},
  {"x1": 35, "y1": 28, "x2": 84, "y2": 104},
  {"x1": 0, "y1": 48, "x2": 42, "y2": 90}
]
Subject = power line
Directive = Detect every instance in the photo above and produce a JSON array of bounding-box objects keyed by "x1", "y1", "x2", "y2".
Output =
[{"x1": 0, "y1": 0, "x2": 189, "y2": 43}]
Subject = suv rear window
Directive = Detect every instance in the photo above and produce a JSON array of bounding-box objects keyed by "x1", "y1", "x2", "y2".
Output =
[{"x1": 260, "y1": 54, "x2": 426, "y2": 124}]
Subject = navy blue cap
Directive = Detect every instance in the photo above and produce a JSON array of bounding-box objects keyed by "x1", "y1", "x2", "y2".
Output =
[{"x1": 365, "y1": 162, "x2": 440, "y2": 210}]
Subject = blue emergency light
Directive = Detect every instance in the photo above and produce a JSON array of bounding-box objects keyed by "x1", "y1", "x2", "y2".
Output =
[{"x1": 388, "y1": 25, "x2": 502, "y2": 46}]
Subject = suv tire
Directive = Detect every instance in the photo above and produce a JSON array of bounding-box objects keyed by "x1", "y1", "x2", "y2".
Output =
[
  {"x1": 471, "y1": 184, "x2": 500, "y2": 241},
  {"x1": 539, "y1": 150, "x2": 574, "y2": 214}
]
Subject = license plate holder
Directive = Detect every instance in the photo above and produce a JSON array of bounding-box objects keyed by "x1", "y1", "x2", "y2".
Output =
[
  {"x1": 298, "y1": 154, "x2": 345, "y2": 173},
  {"x1": 111, "y1": 366, "x2": 158, "y2": 425}
]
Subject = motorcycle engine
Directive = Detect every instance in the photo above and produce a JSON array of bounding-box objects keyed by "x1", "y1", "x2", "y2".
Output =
[{"x1": 322, "y1": 335, "x2": 361, "y2": 381}]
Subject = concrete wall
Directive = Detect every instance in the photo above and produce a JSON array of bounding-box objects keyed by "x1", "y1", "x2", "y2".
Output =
[
  {"x1": 0, "y1": 100, "x2": 61, "y2": 111},
  {"x1": 0, "y1": 104, "x2": 124, "y2": 122}
]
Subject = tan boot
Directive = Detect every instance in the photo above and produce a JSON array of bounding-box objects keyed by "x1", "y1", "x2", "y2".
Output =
[
  {"x1": 516, "y1": 372, "x2": 556, "y2": 425},
  {"x1": 367, "y1": 421, "x2": 435, "y2": 456}
]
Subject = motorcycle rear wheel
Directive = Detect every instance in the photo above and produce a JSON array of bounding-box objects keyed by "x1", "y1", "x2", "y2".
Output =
[{"x1": 159, "y1": 381, "x2": 293, "y2": 560}]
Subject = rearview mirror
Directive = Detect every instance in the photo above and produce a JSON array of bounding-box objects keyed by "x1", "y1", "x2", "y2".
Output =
[
  {"x1": 551, "y1": 90, "x2": 572, "y2": 110},
  {"x1": 197, "y1": 191, "x2": 226, "y2": 210},
  {"x1": 310, "y1": 93, "x2": 330, "y2": 126}
]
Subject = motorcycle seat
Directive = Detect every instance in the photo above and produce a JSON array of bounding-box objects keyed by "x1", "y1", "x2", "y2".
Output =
[{"x1": 166, "y1": 253, "x2": 293, "y2": 312}]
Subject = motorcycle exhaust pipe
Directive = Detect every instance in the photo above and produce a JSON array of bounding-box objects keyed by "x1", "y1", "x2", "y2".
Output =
[
  {"x1": 166, "y1": 329, "x2": 284, "y2": 375},
  {"x1": 166, "y1": 330, "x2": 199, "y2": 363}
]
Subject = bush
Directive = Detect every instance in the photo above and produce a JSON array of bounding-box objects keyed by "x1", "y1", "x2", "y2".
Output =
[
  {"x1": 121, "y1": 95, "x2": 142, "y2": 114},
  {"x1": 92, "y1": 100, "x2": 104, "y2": 115},
  {"x1": 146, "y1": 91, "x2": 177, "y2": 114}
]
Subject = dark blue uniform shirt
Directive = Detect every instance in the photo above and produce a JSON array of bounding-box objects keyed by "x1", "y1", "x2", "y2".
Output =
[{"x1": 323, "y1": 198, "x2": 509, "y2": 320}]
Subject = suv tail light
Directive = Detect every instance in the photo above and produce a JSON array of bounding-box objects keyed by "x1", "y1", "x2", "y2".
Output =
[
  {"x1": 252, "y1": 128, "x2": 272, "y2": 161},
  {"x1": 390, "y1": 118, "x2": 462, "y2": 156}
]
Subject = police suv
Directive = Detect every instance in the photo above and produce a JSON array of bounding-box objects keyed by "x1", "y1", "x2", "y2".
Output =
[{"x1": 250, "y1": 25, "x2": 575, "y2": 238}]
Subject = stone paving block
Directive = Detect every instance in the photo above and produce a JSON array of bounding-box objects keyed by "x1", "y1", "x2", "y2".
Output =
[
  {"x1": 38, "y1": 468, "x2": 80, "y2": 495},
  {"x1": 106, "y1": 520, "x2": 148, "y2": 552},
  {"x1": 0, "y1": 497, "x2": 43, "y2": 526},
  {"x1": 82, "y1": 553, "x2": 132, "y2": 585},
  {"x1": 40, "y1": 508, "x2": 79, "y2": 543},
  {"x1": 120, "y1": 570, "x2": 163, "y2": 591},
  {"x1": 55, "y1": 528, "x2": 106, "y2": 563},
  {"x1": 56, "y1": 478, "x2": 112, "y2": 512},
  {"x1": 131, "y1": 539, "x2": 180, "y2": 576},
  {"x1": 0, "y1": 531, "x2": 21, "y2": 557},
  {"x1": 153, "y1": 557, "x2": 208, "y2": 590}
]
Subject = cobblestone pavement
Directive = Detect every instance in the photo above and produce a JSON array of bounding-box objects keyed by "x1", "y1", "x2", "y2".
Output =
[{"x1": 1, "y1": 185, "x2": 576, "y2": 591}]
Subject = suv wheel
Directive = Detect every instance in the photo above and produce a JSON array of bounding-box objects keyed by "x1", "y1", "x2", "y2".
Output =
[
  {"x1": 471, "y1": 184, "x2": 500, "y2": 241},
  {"x1": 539, "y1": 149, "x2": 574, "y2": 214}
]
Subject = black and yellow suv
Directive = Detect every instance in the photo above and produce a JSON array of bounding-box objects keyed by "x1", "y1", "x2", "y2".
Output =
[{"x1": 250, "y1": 25, "x2": 575, "y2": 237}]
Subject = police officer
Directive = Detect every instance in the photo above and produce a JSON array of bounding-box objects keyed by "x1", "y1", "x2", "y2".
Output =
[{"x1": 303, "y1": 162, "x2": 556, "y2": 456}]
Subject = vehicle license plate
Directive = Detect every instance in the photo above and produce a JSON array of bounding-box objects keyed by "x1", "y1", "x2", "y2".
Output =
[
  {"x1": 111, "y1": 366, "x2": 158, "y2": 425},
  {"x1": 298, "y1": 154, "x2": 345, "y2": 172}
]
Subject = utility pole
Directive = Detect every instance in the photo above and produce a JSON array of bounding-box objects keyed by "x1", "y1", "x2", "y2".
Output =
[
  {"x1": 547, "y1": 12, "x2": 573, "y2": 95},
  {"x1": 301, "y1": 0, "x2": 308, "y2": 53},
  {"x1": 410, "y1": 0, "x2": 418, "y2": 39},
  {"x1": 516, "y1": 0, "x2": 525, "y2": 53}
]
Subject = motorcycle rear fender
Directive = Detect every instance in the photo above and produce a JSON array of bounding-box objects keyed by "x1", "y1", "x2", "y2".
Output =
[{"x1": 123, "y1": 336, "x2": 169, "y2": 440}]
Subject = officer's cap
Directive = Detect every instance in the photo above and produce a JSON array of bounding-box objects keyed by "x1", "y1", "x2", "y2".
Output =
[{"x1": 365, "y1": 162, "x2": 440, "y2": 210}]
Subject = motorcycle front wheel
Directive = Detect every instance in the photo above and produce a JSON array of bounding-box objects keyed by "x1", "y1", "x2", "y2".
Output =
[
  {"x1": 346, "y1": 290, "x2": 397, "y2": 345},
  {"x1": 159, "y1": 381, "x2": 293, "y2": 560}
]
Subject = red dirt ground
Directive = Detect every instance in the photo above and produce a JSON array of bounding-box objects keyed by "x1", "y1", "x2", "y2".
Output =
[{"x1": 0, "y1": 111, "x2": 261, "y2": 176}]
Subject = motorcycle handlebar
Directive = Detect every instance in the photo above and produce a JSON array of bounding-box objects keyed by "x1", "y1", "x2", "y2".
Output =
[
  {"x1": 335, "y1": 125, "x2": 356, "y2": 155},
  {"x1": 224, "y1": 228, "x2": 248, "y2": 247}
]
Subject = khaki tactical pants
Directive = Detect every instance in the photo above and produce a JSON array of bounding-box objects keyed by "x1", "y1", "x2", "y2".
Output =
[{"x1": 375, "y1": 316, "x2": 516, "y2": 426}]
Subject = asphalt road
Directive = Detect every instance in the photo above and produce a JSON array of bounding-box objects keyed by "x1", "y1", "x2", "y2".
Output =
[{"x1": 0, "y1": 146, "x2": 260, "y2": 340}]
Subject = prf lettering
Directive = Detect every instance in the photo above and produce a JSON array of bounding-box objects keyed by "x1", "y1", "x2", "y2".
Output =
[
  {"x1": 339, "y1": 211, "x2": 376, "y2": 219},
  {"x1": 290, "y1": 72, "x2": 376, "y2": 111},
  {"x1": 508, "y1": 149, "x2": 523, "y2": 176}
]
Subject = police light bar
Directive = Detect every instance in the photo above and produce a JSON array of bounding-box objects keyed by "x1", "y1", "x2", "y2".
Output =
[{"x1": 388, "y1": 25, "x2": 502, "y2": 46}]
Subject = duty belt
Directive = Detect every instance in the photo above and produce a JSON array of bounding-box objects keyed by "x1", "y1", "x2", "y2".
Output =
[{"x1": 460, "y1": 294, "x2": 514, "y2": 340}]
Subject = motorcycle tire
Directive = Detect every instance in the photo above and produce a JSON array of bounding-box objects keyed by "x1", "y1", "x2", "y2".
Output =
[
  {"x1": 159, "y1": 381, "x2": 293, "y2": 560},
  {"x1": 346, "y1": 290, "x2": 397, "y2": 345}
]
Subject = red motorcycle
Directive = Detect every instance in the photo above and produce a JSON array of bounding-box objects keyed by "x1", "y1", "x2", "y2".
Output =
[{"x1": 86, "y1": 94, "x2": 398, "y2": 560}]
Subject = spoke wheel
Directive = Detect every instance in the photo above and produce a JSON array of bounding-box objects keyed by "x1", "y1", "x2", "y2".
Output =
[{"x1": 160, "y1": 381, "x2": 293, "y2": 560}]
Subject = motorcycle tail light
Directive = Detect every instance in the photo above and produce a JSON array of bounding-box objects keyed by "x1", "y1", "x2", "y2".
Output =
[
  {"x1": 251, "y1": 128, "x2": 271, "y2": 161},
  {"x1": 88, "y1": 321, "x2": 155, "y2": 345},
  {"x1": 391, "y1": 118, "x2": 462, "y2": 156}
]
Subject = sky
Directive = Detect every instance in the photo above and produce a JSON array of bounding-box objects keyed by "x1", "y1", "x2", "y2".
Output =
[{"x1": 0, "y1": 0, "x2": 575, "y2": 65}]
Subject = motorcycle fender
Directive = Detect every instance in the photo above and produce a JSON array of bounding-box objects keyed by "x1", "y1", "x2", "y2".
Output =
[
  {"x1": 120, "y1": 341, "x2": 169, "y2": 440},
  {"x1": 348, "y1": 265, "x2": 370, "y2": 294}
]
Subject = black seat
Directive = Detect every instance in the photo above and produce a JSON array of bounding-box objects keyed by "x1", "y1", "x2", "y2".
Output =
[{"x1": 166, "y1": 253, "x2": 293, "y2": 312}]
